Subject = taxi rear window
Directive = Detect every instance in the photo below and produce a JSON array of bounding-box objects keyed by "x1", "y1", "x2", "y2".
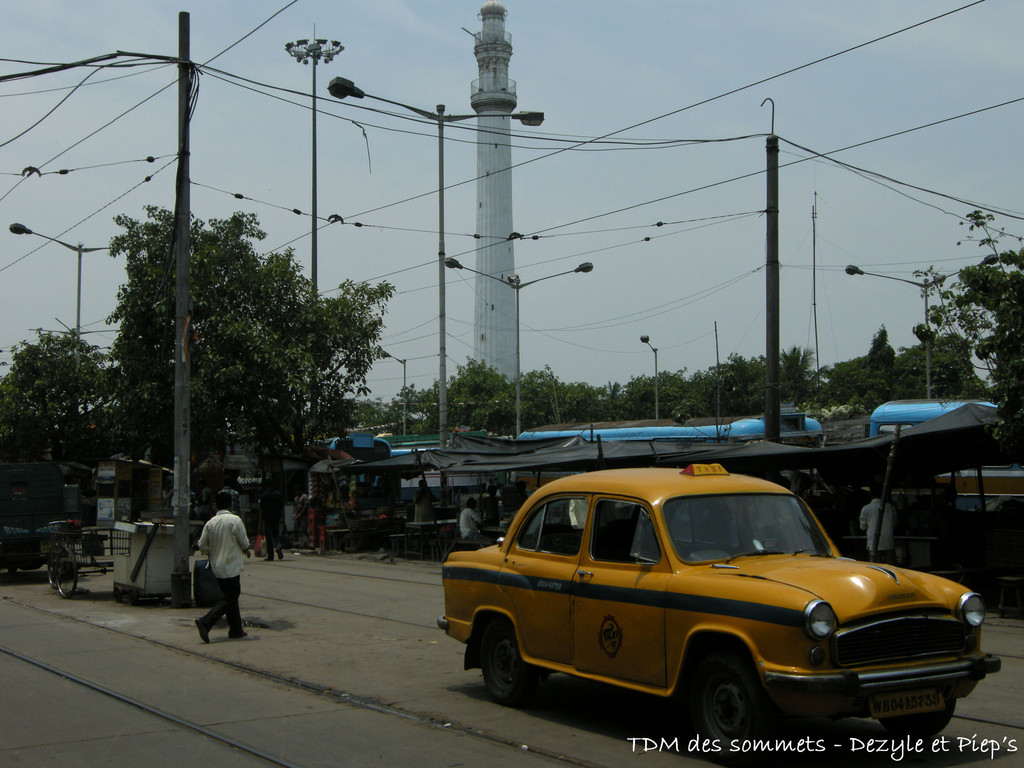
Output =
[{"x1": 663, "y1": 493, "x2": 829, "y2": 562}]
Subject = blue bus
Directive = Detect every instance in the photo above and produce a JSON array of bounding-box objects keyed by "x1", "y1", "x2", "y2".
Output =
[
  {"x1": 868, "y1": 399, "x2": 995, "y2": 437},
  {"x1": 868, "y1": 400, "x2": 1023, "y2": 506},
  {"x1": 518, "y1": 413, "x2": 824, "y2": 447}
]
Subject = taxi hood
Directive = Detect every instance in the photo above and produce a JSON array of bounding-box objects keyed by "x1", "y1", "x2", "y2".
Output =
[{"x1": 720, "y1": 556, "x2": 964, "y2": 622}]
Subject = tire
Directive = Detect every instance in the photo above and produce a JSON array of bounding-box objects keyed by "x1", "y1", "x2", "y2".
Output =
[
  {"x1": 53, "y1": 550, "x2": 78, "y2": 599},
  {"x1": 690, "y1": 651, "x2": 778, "y2": 762},
  {"x1": 480, "y1": 618, "x2": 539, "y2": 707},
  {"x1": 880, "y1": 699, "x2": 956, "y2": 737},
  {"x1": 47, "y1": 546, "x2": 62, "y2": 590}
]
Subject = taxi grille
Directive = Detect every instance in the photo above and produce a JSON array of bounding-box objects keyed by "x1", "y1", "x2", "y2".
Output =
[{"x1": 834, "y1": 616, "x2": 965, "y2": 667}]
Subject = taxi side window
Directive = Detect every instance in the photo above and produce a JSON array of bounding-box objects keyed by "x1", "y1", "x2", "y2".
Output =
[
  {"x1": 516, "y1": 496, "x2": 587, "y2": 556},
  {"x1": 591, "y1": 499, "x2": 660, "y2": 563}
]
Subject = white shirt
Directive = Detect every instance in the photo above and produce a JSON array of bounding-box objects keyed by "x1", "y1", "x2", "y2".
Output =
[
  {"x1": 459, "y1": 506, "x2": 483, "y2": 539},
  {"x1": 198, "y1": 509, "x2": 250, "y2": 578},
  {"x1": 859, "y1": 498, "x2": 895, "y2": 552}
]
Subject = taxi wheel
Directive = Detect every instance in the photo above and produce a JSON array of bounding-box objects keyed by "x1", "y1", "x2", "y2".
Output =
[
  {"x1": 481, "y1": 618, "x2": 538, "y2": 707},
  {"x1": 690, "y1": 652, "x2": 777, "y2": 750},
  {"x1": 879, "y1": 699, "x2": 955, "y2": 737}
]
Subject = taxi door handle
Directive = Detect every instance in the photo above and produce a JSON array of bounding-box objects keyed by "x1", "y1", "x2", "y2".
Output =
[{"x1": 577, "y1": 570, "x2": 593, "y2": 580}]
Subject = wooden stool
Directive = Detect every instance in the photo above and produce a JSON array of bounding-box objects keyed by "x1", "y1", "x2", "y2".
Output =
[{"x1": 996, "y1": 575, "x2": 1024, "y2": 618}]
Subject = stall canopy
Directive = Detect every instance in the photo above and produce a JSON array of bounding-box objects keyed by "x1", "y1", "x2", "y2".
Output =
[{"x1": 348, "y1": 403, "x2": 1012, "y2": 487}]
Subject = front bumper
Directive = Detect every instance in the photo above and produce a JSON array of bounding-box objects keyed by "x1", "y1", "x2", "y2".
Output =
[{"x1": 763, "y1": 654, "x2": 1001, "y2": 696}]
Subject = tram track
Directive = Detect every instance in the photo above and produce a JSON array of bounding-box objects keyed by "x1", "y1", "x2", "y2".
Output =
[
  {"x1": 260, "y1": 556, "x2": 443, "y2": 589},
  {"x1": 4, "y1": 562, "x2": 1024, "y2": 767},
  {"x1": 243, "y1": 588, "x2": 439, "y2": 630},
  {"x1": 0, "y1": 597, "x2": 605, "y2": 768},
  {"x1": 0, "y1": 641, "x2": 306, "y2": 768}
]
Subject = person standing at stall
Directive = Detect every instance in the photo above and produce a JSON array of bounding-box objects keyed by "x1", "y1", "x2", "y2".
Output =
[
  {"x1": 195, "y1": 490, "x2": 251, "y2": 642},
  {"x1": 413, "y1": 478, "x2": 436, "y2": 523},
  {"x1": 258, "y1": 478, "x2": 285, "y2": 561},
  {"x1": 860, "y1": 485, "x2": 896, "y2": 565}
]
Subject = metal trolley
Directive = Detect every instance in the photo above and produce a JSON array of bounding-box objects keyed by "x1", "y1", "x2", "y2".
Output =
[{"x1": 46, "y1": 524, "x2": 130, "y2": 599}]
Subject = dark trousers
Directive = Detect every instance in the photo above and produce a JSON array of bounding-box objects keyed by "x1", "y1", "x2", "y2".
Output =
[
  {"x1": 263, "y1": 512, "x2": 282, "y2": 559},
  {"x1": 200, "y1": 575, "x2": 243, "y2": 636}
]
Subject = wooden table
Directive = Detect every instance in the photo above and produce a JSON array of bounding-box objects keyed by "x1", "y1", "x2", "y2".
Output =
[{"x1": 403, "y1": 519, "x2": 456, "y2": 560}]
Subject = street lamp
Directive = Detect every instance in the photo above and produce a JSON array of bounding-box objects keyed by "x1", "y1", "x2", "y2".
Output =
[
  {"x1": 640, "y1": 335, "x2": 659, "y2": 420},
  {"x1": 446, "y1": 256, "x2": 593, "y2": 437},
  {"x1": 845, "y1": 256, "x2": 998, "y2": 398},
  {"x1": 9, "y1": 223, "x2": 108, "y2": 367},
  {"x1": 383, "y1": 351, "x2": 408, "y2": 435},
  {"x1": 327, "y1": 75, "x2": 543, "y2": 447},
  {"x1": 285, "y1": 37, "x2": 344, "y2": 290}
]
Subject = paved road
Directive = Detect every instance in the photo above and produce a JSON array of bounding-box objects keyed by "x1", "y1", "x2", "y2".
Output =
[{"x1": 1, "y1": 552, "x2": 1021, "y2": 767}]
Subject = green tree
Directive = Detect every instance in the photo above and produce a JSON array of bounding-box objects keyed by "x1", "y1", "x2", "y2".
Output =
[
  {"x1": 445, "y1": 358, "x2": 514, "y2": 435},
  {"x1": 602, "y1": 381, "x2": 624, "y2": 421},
  {"x1": 890, "y1": 333, "x2": 987, "y2": 401},
  {"x1": 107, "y1": 206, "x2": 393, "y2": 463},
  {"x1": 0, "y1": 333, "x2": 114, "y2": 461},
  {"x1": 780, "y1": 346, "x2": 816, "y2": 406},
  {"x1": 931, "y1": 211, "x2": 1024, "y2": 453},
  {"x1": 819, "y1": 328, "x2": 896, "y2": 411},
  {"x1": 866, "y1": 326, "x2": 896, "y2": 377}
]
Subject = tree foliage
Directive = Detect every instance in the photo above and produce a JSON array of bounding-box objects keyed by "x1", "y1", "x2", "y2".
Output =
[
  {"x1": 106, "y1": 207, "x2": 393, "y2": 464},
  {"x1": 0, "y1": 333, "x2": 114, "y2": 461},
  {"x1": 931, "y1": 211, "x2": 1024, "y2": 453}
]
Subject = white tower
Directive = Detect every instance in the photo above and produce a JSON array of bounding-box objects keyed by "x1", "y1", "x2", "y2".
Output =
[{"x1": 471, "y1": 1, "x2": 518, "y2": 379}]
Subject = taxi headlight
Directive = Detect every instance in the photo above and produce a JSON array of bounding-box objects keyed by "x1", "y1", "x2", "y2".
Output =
[
  {"x1": 804, "y1": 600, "x2": 835, "y2": 640},
  {"x1": 958, "y1": 592, "x2": 986, "y2": 628}
]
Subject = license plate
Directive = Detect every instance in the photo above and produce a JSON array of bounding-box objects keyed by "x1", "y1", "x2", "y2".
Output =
[{"x1": 869, "y1": 689, "x2": 945, "y2": 718}]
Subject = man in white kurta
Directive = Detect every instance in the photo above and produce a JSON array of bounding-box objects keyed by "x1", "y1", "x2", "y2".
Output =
[{"x1": 195, "y1": 490, "x2": 251, "y2": 642}]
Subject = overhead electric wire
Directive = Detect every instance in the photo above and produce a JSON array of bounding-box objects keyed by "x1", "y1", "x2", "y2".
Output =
[
  {"x1": 0, "y1": 1, "x2": 297, "y2": 254},
  {"x1": 0, "y1": 66, "x2": 103, "y2": 150},
  {"x1": 1, "y1": 153, "x2": 172, "y2": 178},
  {"x1": 0, "y1": 57, "x2": 178, "y2": 205},
  {"x1": 0, "y1": 157, "x2": 176, "y2": 275},
  {"x1": 254, "y1": 2, "x2": 997, "y2": 262},
  {"x1": 778, "y1": 111, "x2": 1024, "y2": 223}
]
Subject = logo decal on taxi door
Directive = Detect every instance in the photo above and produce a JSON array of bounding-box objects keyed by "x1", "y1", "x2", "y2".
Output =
[{"x1": 599, "y1": 615, "x2": 622, "y2": 658}]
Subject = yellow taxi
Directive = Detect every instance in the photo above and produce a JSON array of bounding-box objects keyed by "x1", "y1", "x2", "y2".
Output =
[{"x1": 439, "y1": 466, "x2": 1000, "y2": 756}]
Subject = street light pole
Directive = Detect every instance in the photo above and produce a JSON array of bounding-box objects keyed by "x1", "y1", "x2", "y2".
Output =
[
  {"x1": 383, "y1": 352, "x2": 408, "y2": 435},
  {"x1": 9, "y1": 223, "x2": 107, "y2": 367},
  {"x1": 286, "y1": 37, "x2": 344, "y2": 290},
  {"x1": 845, "y1": 256, "x2": 998, "y2": 398},
  {"x1": 326, "y1": 76, "x2": 543, "y2": 447},
  {"x1": 446, "y1": 257, "x2": 592, "y2": 437},
  {"x1": 640, "y1": 335, "x2": 659, "y2": 419}
]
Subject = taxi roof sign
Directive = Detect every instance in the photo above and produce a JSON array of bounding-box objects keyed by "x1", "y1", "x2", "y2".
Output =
[{"x1": 680, "y1": 463, "x2": 729, "y2": 476}]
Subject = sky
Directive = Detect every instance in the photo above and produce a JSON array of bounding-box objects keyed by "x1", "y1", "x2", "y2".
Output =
[{"x1": 1, "y1": 0, "x2": 1022, "y2": 414}]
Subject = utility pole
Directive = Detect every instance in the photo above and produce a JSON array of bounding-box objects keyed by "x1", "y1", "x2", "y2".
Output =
[
  {"x1": 170, "y1": 11, "x2": 192, "y2": 608},
  {"x1": 764, "y1": 130, "x2": 781, "y2": 443},
  {"x1": 812, "y1": 195, "x2": 820, "y2": 389}
]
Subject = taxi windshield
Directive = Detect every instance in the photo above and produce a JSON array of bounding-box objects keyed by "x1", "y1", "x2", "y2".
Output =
[{"x1": 662, "y1": 493, "x2": 830, "y2": 563}]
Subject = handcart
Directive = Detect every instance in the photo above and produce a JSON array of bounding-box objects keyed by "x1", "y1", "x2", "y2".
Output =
[
  {"x1": 46, "y1": 523, "x2": 129, "y2": 599},
  {"x1": 111, "y1": 520, "x2": 176, "y2": 604}
]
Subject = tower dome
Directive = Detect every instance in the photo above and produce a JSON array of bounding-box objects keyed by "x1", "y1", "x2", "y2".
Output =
[{"x1": 481, "y1": 1, "x2": 507, "y2": 17}]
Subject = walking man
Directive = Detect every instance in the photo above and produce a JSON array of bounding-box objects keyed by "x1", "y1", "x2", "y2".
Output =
[{"x1": 195, "y1": 490, "x2": 251, "y2": 642}]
